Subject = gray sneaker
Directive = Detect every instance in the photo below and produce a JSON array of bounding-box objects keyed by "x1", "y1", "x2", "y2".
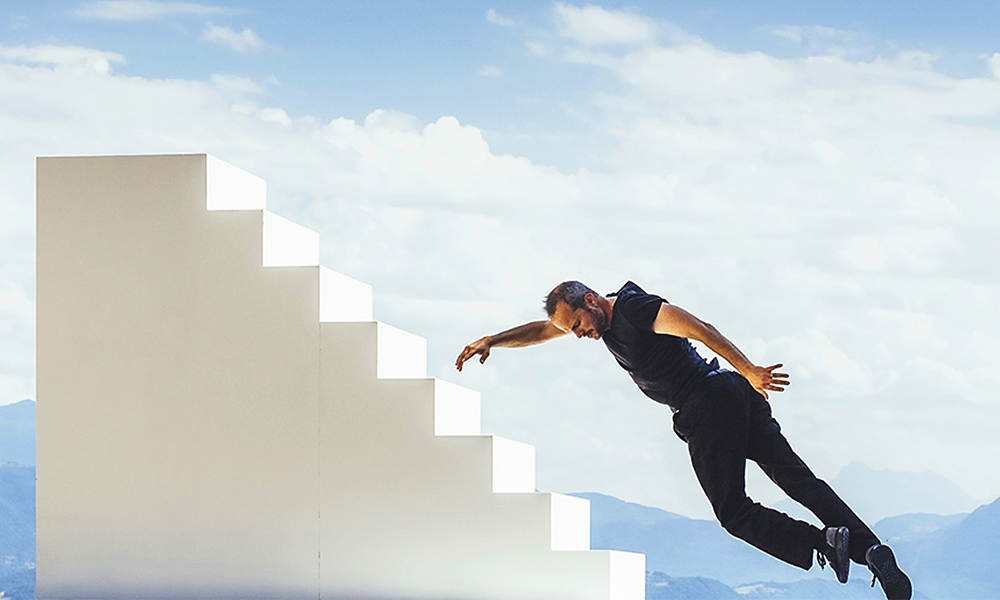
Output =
[
  {"x1": 866, "y1": 544, "x2": 912, "y2": 600},
  {"x1": 817, "y1": 526, "x2": 850, "y2": 584}
]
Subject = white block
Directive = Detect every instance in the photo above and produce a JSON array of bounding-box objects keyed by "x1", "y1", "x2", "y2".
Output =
[
  {"x1": 38, "y1": 154, "x2": 647, "y2": 600},
  {"x1": 262, "y1": 211, "x2": 319, "y2": 267},
  {"x1": 608, "y1": 550, "x2": 647, "y2": 600},
  {"x1": 432, "y1": 379, "x2": 481, "y2": 436},
  {"x1": 492, "y1": 436, "x2": 535, "y2": 493},
  {"x1": 376, "y1": 323, "x2": 427, "y2": 379},
  {"x1": 205, "y1": 154, "x2": 266, "y2": 210},
  {"x1": 550, "y1": 493, "x2": 590, "y2": 551},
  {"x1": 319, "y1": 266, "x2": 372, "y2": 322},
  {"x1": 37, "y1": 154, "x2": 319, "y2": 599}
]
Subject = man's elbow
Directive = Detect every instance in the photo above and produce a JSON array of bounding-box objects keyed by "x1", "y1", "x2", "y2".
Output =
[{"x1": 695, "y1": 320, "x2": 720, "y2": 342}]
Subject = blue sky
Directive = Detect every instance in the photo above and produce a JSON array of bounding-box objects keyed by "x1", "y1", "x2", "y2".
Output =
[
  {"x1": 8, "y1": 0, "x2": 1000, "y2": 168},
  {"x1": 3, "y1": 1, "x2": 1000, "y2": 519}
]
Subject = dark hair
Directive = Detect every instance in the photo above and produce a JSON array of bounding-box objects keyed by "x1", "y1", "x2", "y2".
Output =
[{"x1": 544, "y1": 281, "x2": 598, "y2": 317}]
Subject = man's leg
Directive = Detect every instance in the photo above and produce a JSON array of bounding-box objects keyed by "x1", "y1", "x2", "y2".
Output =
[
  {"x1": 674, "y1": 373, "x2": 820, "y2": 570},
  {"x1": 743, "y1": 385, "x2": 879, "y2": 565}
]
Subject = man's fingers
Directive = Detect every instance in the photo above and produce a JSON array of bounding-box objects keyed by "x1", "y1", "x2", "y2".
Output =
[
  {"x1": 457, "y1": 343, "x2": 491, "y2": 371},
  {"x1": 456, "y1": 346, "x2": 476, "y2": 371}
]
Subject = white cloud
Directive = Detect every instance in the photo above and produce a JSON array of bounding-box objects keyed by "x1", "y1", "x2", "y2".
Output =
[
  {"x1": 770, "y1": 25, "x2": 804, "y2": 44},
  {"x1": 5, "y1": 23, "x2": 1000, "y2": 512},
  {"x1": 842, "y1": 236, "x2": 888, "y2": 271},
  {"x1": 524, "y1": 40, "x2": 550, "y2": 58},
  {"x1": 257, "y1": 107, "x2": 291, "y2": 126},
  {"x1": 0, "y1": 44, "x2": 125, "y2": 74},
  {"x1": 210, "y1": 73, "x2": 264, "y2": 94},
  {"x1": 552, "y1": 2, "x2": 657, "y2": 46},
  {"x1": 989, "y1": 52, "x2": 1000, "y2": 80},
  {"x1": 478, "y1": 65, "x2": 503, "y2": 78},
  {"x1": 813, "y1": 140, "x2": 845, "y2": 163},
  {"x1": 74, "y1": 0, "x2": 230, "y2": 21},
  {"x1": 200, "y1": 22, "x2": 265, "y2": 53},
  {"x1": 486, "y1": 8, "x2": 514, "y2": 28},
  {"x1": 771, "y1": 25, "x2": 859, "y2": 46}
]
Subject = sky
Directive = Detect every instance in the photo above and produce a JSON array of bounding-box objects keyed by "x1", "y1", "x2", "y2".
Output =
[{"x1": 2, "y1": 0, "x2": 1000, "y2": 520}]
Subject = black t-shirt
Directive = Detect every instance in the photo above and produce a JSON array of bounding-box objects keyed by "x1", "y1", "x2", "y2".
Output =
[{"x1": 602, "y1": 281, "x2": 718, "y2": 409}]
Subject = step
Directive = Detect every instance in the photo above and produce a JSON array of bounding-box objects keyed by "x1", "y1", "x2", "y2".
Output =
[
  {"x1": 430, "y1": 379, "x2": 481, "y2": 436},
  {"x1": 367, "y1": 378, "x2": 481, "y2": 437},
  {"x1": 205, "y1": 154, "x2": 266, "y2": 211},
  {"x1": 321, "y1": 321, "x2": 427, "y2": 380},
  {"x1": 548, "y1": 492, "x2": 591, "y2": 551},
  {"x1": 319, "y1": 267, "x2": 372, "y2": 322},
  {"x1": 491, "y1": 435, "x2": 535, "y2": 493},
  {"x1": 376, "y1": 322, "x2": 426, "y2": 379},
  {"x1": 262, "y1": 211, "x2": 320, "y2": 267}
]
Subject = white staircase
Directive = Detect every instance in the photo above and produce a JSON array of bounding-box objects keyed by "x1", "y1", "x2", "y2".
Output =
[{"x1": 35, "y1": 154, "x2": 645, "y2": 599}]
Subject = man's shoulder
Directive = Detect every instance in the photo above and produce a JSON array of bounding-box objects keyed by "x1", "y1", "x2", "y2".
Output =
[
  {"x1": 611, "y1": 281, "x2": 665, "y2": 330},
  {"x1": 613, "y1": 280, "x2": 647, "y2": 298},
  {"x1": 613, "y1": 281, "x2": 665, "y2": 304}
]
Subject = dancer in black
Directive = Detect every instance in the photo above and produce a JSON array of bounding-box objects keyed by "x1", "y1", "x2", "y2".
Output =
[{"x1": 456, "y1": 280, "x2": 912, "y2": 599}]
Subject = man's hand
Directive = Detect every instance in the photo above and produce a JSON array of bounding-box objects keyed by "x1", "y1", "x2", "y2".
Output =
[
  {"x1": 456, "y1": 336, "x2": 493, "y2": 371},
  {"x1": 743, "y1": 363, "x2": 789, "y2": 399}
]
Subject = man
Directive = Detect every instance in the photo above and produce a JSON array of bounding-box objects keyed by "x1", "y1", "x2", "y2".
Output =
[{"x1": 455, "y1": 280, "x2": 912, "y2": 600}]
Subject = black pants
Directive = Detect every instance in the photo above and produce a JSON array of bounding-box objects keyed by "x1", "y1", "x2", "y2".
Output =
[{"x1": 672, "y1": 371, "x2": 879, "y2": 569}]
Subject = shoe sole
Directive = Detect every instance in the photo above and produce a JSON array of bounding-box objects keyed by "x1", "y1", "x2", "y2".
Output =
[
  {"x1": 867, "y1": 545, "x2": 912, "y2": 600},
  {"x1": 830, "y1": 527, "x2": 850, "y2": 584}
]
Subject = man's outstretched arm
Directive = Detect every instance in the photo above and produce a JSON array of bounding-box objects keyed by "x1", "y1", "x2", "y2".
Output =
[
  {"x1": 455, "y1": 320, "x2": 567, "y2": 371},
  {"x1": 652, "y1": 303, "x2": 789, "y2": 399}
]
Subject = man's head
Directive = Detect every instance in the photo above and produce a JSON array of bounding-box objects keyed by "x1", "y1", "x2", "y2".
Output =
[{"x1": 545, "y1": 280, "x2": 609, "y2": 340}]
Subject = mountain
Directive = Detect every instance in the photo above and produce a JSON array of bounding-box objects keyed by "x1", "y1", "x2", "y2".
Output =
[
  {"x1": 570, "y1": 492, "x2": 686, "y2": 526},
  {"x1": 832, "y1": 462, "x2": 979, "y2": 522},
  {"x1": 734, "y1": 577, "x2": 929, "y2": 599},
  {"x1": 578, "y1": 488, "x2": 1000, "y2": 599},
  {"x1": 0, "y1": 400, "x2": 35, "y2": 467},
  {"x1": 900, "y1": 496, "x2": 1000, "y2": 599},
  {"x1": 0, "y1": 463, "x2": 35, "y2": 579},
  {"x1": 646, "y1": 570, "x2": 739, "y2": 599},
  {"x1": 873, "y1": 512, "x2": 967, "y2": 544},
  {"x1": 0, "y1": 568, "x2": 35, "y2": 600},
  {"x1": 569, "y1": 493, "x2": 831, "y2": 586},
  {"x1": 774, "y1": 461, "x2": 980, "y2": 525}
]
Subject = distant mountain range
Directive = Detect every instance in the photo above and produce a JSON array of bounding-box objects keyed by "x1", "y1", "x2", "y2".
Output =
[
  {"x1": 775, "y1": 461, "x2": 982, "y2": 525},
  {"x1": 0, "y1": 400, "x2": 34, "y2": 468},
  {"x1": 0, "y1": 463, "x2": 35, "y2": 581},
  {"x1": 571, "y1": 489, "x2": 1000, "y2": 599},
  {"x1": 3, "y1": 400, "x2": 997, "y2": 599}
]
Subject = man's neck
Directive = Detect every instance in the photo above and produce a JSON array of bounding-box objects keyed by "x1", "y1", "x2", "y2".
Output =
[{"x1": 602, "y1": 295, "x2": 616, "y2": 321}]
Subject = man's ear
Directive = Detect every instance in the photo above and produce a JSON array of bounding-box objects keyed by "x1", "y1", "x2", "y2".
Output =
[{"x1": 584, "y1": 293, "x2": 597, "y2": 307}]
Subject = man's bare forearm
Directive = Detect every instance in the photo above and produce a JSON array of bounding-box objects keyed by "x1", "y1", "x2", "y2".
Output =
[
  {"x1": 697, "y1": 322, "x2": 754, "y2": 375},
  {"x1": 486, "y1": 320, "x2": 563, "y2": 347},
  {"x1": 456, "y1": 319, "x2": 565, "y2": 370}
]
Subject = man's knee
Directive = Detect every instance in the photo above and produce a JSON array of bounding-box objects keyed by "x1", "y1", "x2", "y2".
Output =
[{"x1": 715, "y1": 497, "x2": 755, "y2": 534}]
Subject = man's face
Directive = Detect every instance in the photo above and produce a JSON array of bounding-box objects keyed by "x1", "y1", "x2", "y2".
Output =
[{"x1": 551, "y1": 297, "x2": 608, "y2": 340}]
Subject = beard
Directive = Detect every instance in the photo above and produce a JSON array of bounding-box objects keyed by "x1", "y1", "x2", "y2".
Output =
[{"x1": 587, "y1": 303, "x2": 609, "y2": 338}]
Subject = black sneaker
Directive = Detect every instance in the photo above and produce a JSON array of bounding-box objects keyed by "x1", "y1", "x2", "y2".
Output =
[
  {"x1": 866, "y1": 544, "x2": 912, "y2": 600},
  {"x1": 817, "y1": 526, "x2": 850, "y2": 584}
]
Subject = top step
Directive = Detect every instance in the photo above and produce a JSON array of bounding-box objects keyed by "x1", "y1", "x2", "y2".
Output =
[{"x1": 205, "y1": 155, "x2": 267, "y2": 211}]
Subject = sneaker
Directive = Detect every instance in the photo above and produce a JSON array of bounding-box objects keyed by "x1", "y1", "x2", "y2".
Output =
[
  {"x1": 866, "y1": 544, "x2": 912, "y2": 600},
  {"x1": 817, "y1": 526, "x2": 850, "y2": 584}
]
